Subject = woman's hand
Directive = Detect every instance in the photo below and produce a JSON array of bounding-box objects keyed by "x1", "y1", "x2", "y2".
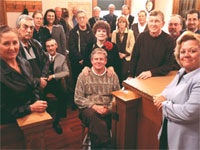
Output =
[
  {"x1": 82, "y1": 66, "x2": 91, "y2": 76},
  {"x1": 107, "y1": 66, "x2": 115, "y2": 77},
  {"x1": 30, "y1": 100, "x2": 48, "y2": 113},
  {"x1": 153, "y1": 95, "x2": 166, "y2": 110},
  {"x1": 119, "y1": 52, "x2": 126, "y2": 59}
]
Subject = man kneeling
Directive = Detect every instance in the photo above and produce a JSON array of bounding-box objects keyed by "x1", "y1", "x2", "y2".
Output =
[{"x1": 75, "y1": 48, "x2": 120, "y2": 149}]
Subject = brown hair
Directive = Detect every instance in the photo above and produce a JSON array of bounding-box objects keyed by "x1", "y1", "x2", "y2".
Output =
[
  {"x1": 116, "y1": 15, "x2": 129, "y2": 29},
  {"x1": 149, "y1": 10, "x2": 164, "y2": 22},
  {"x1": 0, "y1": 25, "x2": 17, "y2": 42},
  {"x1": 92, "y1": 20, "x2": 110, "y2": 37}
]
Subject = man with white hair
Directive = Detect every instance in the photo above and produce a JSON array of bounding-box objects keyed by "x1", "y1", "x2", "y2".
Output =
[
  {"x1": 103, "y1": 4, "x2": 118, "y2": 34},
  {"x1": 16, "y1": 15, "x2": 48, "y2": 89},
  {"x1": 89, "y1": 6, "x2": 104, "y2": 28}
]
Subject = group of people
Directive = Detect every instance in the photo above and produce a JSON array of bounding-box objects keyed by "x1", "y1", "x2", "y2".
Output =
[{"x1": 0, "y1": 3, "x2": 200, "y2": 150}]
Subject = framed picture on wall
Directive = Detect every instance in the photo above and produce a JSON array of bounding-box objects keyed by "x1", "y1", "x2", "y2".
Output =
[{"x1": 145, "y1": 0, "x2": 155, "y2": 12}]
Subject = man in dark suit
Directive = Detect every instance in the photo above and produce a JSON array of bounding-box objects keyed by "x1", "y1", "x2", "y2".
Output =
[
  {"x1": 103, "y1": 4, "x2": 118, "y2": 38},
  {"x1": 42, "y1": 38, "x2": 70, "y2": 134},
  {"x1": 132, "y1": 10, "x2": 149, "y2": 40},
  {"x1": 89, "y1": 6, "x2": 104, "y2": 28},
  {"x1": 122, "y1": 5, "x2": 134, "y2": 29}
]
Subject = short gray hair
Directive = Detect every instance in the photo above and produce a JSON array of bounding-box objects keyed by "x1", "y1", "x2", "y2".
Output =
[
  {"x1": 76, "y1": 10, "x2": 87, "y2": 18},
  {"x1": 90, "y1": 48, "x2": 108, "y2": 60},
  {"x1": 16, "y1": 15, "x2": 34, "y2": 28},
  {"x1": 108, "y1": 4, "x2": 115, "y2": 9},
  {"x1": 169, "y1": 14, "x2": 183, "y2": 25}
]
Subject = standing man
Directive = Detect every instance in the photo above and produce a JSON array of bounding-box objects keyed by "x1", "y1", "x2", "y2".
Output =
[
  {"x1": 16, "y1": 15, "x2": 48, "y2": 88},
  {"x1": 75, "y1": 48, "x2": 120, "y2": 149},
  {"x1": 103, "y1": 4, "x2": 118, "y2": 37},
  {"x1": 168, "y1": 14, "x2": 183, "y2": 40},
  {"x1": 70, "y1": 6, "x2": 78, "y2": 28},
  {"x1": 55, "y1": 7, "x2": 68, "y2": 34},
  {"x1": 183, "y1": 9, "x2": 200, "y2": 34},
  {"x1": 32, "y1": 10, "x2": 51, "y2": 49},
  {"x1": 55, "y1": 7, "x2": 71, "y2": 49},
  {"x1": 122, "y1": 5, "x2": 134, "y2": 29},
  {"x1": 132, "y1": 10, "x2": 149, "y2": 40},
  {"x1": 42, "y1": 38, "x2": 69, "y2": 134},
  {"x1": 130, "y1": 10, "x2": 175, "y2": 79},
  {"x1": 89, "y1": 6, "x2": 104, "y2": 29},
  {"x1": 68, "y1": 10, "x2": 95, "y2": 86}
]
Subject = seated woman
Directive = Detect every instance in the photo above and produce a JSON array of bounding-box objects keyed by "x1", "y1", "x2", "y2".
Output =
[
  {"x1": 83, "y1": 20, "x2": 121, "y2": 82},
  {"x1": 112, "y1": 15, "x2": 135, "y2": 81},
  {"x1": 154, "y1": 31, "x2": 200, "y2": 149},
  {"x1": 0, "y1": 25, "x2": 47, "y2": 125}
]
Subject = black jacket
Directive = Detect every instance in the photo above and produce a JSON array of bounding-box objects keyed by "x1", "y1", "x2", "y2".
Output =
[
  {"x1": 18, "y1": 39, "x2": 48, "y2": 87},
  {"x1": 0, "y1": 57, "x2": 40, "y2": 124},
  {"x1": 128, "y1": 15, "x2": 134, "y2": 29},
  {"x1": 88, "y1": 17, "x2": 104, "y2": 29},
  {"x1": 103, "y1": 14, "x2": 117, "y2": 33},
  {"x1": 68, "y1": 24, "x2": 95, "y2": 63}
]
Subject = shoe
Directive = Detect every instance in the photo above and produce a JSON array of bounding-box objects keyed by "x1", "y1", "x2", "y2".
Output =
[{"x1": 53, "y1": 123, "x2": 63, "y2": 134}]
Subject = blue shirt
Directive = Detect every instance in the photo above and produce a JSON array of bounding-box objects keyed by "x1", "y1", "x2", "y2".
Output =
[{"x1": 160, "y1": 68, "x2": 200, "y2": 149}]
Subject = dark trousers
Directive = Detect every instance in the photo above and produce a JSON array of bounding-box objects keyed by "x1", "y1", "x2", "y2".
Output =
[
  {"x1": 79, "y1": 108, "x2": 112, "y2": 148},
  {"x1": 44, "y1": 79, "x2": 67, "y2": 124}
]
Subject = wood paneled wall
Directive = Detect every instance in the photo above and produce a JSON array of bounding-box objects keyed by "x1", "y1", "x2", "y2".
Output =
[
  {"x1": 5, "y1": 1, "x2": 42, "y2": 12},
  {"x1": 0, "y1": 0, "x2": 7, "y2": 25}
]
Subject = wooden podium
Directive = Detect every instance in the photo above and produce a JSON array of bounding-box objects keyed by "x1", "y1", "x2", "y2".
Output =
[
  {"x1": 0, "y1": 111, "x2": 52, "y2": 149},
  {"x1": 111, "y1": 71, "x2": 177, "y2": 149}
]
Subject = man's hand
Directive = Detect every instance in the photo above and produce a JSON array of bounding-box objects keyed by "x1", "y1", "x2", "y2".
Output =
[
  {"x1": 47, "y1": 75, "x2": 54, "y2": 81},
  {"x1": 30, "y1": 100, "x2": 48, "y2": 112},
  {"x1": 153, "y1": 95, "x2": 166, "y2": 110},
  {"x1": 92, "y1": 105, "x2": 109, "y2": 115},
  {"x1": 40, "y1": 77, "x2": 47, "y2": 88},
  {"x1": 82, "y1": 66, "x2": 91, "y2": 76},
  {"x1": 137, "y1": 71, "x2": 152, "y2": 79}
]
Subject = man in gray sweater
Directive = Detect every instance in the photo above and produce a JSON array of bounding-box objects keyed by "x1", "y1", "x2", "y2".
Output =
[{"x1": 75, "y1": 48, "x2": 120, "y2": 149}]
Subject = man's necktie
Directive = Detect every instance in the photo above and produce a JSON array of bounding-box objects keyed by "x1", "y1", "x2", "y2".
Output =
[{"x1": 50, "y1": 56, "x2": 54, "y2": 63}]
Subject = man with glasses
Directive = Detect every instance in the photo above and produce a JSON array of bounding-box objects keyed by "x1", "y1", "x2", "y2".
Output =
[{"x1": 68, "y1": 10, "x2": 95, "y2": 85}]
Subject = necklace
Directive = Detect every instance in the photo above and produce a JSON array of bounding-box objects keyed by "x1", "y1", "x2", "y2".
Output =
[{"x1": 91, "y1": 67, "x2": 107, "y2": 77}]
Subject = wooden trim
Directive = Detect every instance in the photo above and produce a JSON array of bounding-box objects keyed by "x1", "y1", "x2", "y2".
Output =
[
  {"x1": 124, "y1": 0, "x2": 132, "y2": 14},
  {"x1": 92, "y1": 0, "x2": 97, "y2": 16},
  {"x1": 0, "y1": 0, "x2": 7, "y2": 25},
  {"x1": 172, "y1": 0, "x2": 180, "y2": 14},
  {"x1": 5, "y1": 1, "x2": 42, "y2": 12}
]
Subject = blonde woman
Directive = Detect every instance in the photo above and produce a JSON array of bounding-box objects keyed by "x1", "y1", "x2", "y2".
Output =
[{"x1": 112, "y1": 15, "x2": 135, "y2": 81}]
